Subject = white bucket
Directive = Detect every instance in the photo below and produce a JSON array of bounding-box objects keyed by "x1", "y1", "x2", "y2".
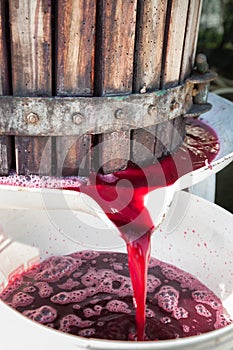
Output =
[{"x1": 0, "y1": 189, "x2": 233, "y2": 350}]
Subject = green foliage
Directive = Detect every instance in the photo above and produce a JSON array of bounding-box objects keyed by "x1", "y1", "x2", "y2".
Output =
[{"x1": 198, "y1": 29, "x2": 223, "y2": 49}]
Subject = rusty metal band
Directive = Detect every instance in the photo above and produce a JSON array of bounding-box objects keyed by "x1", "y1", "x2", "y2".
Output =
[{"x1": 0, "y1": 78, "x2": 212, "y2": 137}]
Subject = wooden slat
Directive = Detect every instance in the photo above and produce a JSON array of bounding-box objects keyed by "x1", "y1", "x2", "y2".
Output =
[
  {"x1": 98, "y1": 131, "x2": 130, "y2": 173},
  {"x1": 97, "y1": 0, "x2": 137, "y2": 173},
  {"x1": 180, "y1": 0, "x2": 203, "y2": 82},
  {"x1": 162, "y1": 0, "x2": 189, "y2": 88},
  {"x1": 132, "y1": 0, "x2": 167, "y2": 167},
  {"x1": 170, "y1": 115, "x2": 186, "y2": 152},
  {"x1": 99, "y1": 0, "x2": 137, "y2": 96},
  {"x1": 154, "y1": 120, "x2": 174, "y2": 159},
  {"x1": 133, "y1": 0, "x2": 168, "y2": 93},
  {"x1": 55, "y1": 0, "x2": 96, "y2": 176},
  {"x1": 131, "y1": 126, "x2": 156, "y2": 167},
  {"x1": 9, "y1": 0, "x2": 52, "y2": 175},
  {"x1": 0, "y1": 0, "x2": 12, "y2": 175},
  {"x1": 56, "y1": 0, "x2": 96, "y2": 96},
  {"x1": 55, "y1": 135, "x2": 92, "y2": 176}
]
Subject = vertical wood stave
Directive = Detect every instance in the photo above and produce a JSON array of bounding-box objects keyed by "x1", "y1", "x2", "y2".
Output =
[
  {"x1": 56, "y1": 0, "x2": 96, "y2": 96},
  {"x1": 132, "y1": 0, "x2": 167, "y2": 167},
  {"x1": 180, "y1": 0, "x2": 203, "y2": 82},
  {"x1": 96, "y1": 0, "x2": 137, "y2": 173},
  {"x1": 162, "y1": 0, "x2": 189, "y2": 88},
  {"x1": 133, "y1": 0, "x2": 167, "y2": 93},
  {"x1": 9, "y1": 0, "x2": 52, "y2": 175},
  {"x1": 55, "y1": 0, "x2": 96, "y2": 176},
  {"x1": 0, "y1": 0, "x2": 12, "y2": 175}
]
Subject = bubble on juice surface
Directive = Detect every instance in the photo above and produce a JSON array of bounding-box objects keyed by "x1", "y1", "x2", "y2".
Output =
[
  {"x1": 106, "y1": 300, "x2": 131, "y2": 314},
  {"x1": 78, "y1": 328, "x2": 96, "y2": 337},
  {"x1": 34, "y1": 256, "x2": 81, "y2": 282},
  {"x1": 195, "y1": 304, "x2": 212, "y2": 318},
  {"x1": 156, "y1": 285, "x2": 179, "y2": 313},
  {"x1": 70, "y1": 250, "x2": 100, "y2": 260},
  {"x1": 147, "y1": 274, "x2": 161, "y2": 292},
  {"x1": 57, "y1": 278, "x2": 80, "y2": 290},
  {"x1": 59, "y1": 314, "x2": 94, "y2": 332},
  {"x1": 11, "y1": 292, "x2": 34, "y2": 307},
  {"x1": 215, "y1": 311, "x2": 233, "y2": 329},
  {"x1": 23, "y1": 306, "x2": 57, "y2": 324},
  {"x1": 192, "y1": 290, "x2": 221, "y2": 309},
  {"x1": 0, "y1": 276, "x2": 23, "y2": 300},
  {"x1": 83, "y1": 305, "x2": 102, "y2": 318},
  {"x1": 160, "y1": 264, "x2": 202, "y2": 290},
  {"x1": 0, "y1": 172, "x2": 86, "y2": 189},
  {"x1": 172, "y1": 307, "x2": 189, "y2": 320},
  {"x1": 35, "y1": 282, "x2": 53, "y2": 298},
  {"x1": 23, "y1": 286, "x2": 36, "y2": 293}
]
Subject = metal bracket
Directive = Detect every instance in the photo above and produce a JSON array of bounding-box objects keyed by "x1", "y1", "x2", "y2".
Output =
[
  {"x1": 185, "y1": 53, "x2": 217, "y2": 118},
  {"x1": 0, "y1": 54, "x2": 216, "y2": 137},
  {"x1": 0, "y1": 84, "x2": 193, "y2": 137}
]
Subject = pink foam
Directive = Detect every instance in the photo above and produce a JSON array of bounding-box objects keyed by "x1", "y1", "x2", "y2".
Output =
[
  {"x1": 59, "y1": 314, "x2": 94, "y2": 332},
  {"x1": 35, "y1": 282, "x2": 53, "y2": 298},
  {"x1": 106, "y1": 300, "x2": 131, "y2": 314},
  {"x1": 58, "y1": 278, "x2": 80, "y2": 290},
  {"x1": 156, "y1": 286, "x2": 179, "y2": 313},
  {"x1": 83, "y1": 305, "x2": 102, "y2": 318},
  {"x1": 23, "y1": 306, "x2": 57, "y2": 324},
  {"x1": 172, "y1": 307, "x2": 189, "y2": 320},
  {"x1": 0, "y1": 276, "x2": 23, "y2": 300},
  {"x1": 195, "y1": 304, "x2": 212, "y2": 318},
  {"x1": 12, "y1": 292, "x2": 34, "y2": 307},
  {"x1": 35, "y1": 256, "x2": 80, "y2": 282},
  {"x1": 0, "y1": 172, "x2": 85, "y2": 189}
]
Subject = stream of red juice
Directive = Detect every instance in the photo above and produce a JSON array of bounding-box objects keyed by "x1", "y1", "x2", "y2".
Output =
[
  {"x1": 0, "y1": 119, "x2": 220, "y2": 340},
  {"x1": 63, "y1": 118, "x2": 220, "y2": 340}
]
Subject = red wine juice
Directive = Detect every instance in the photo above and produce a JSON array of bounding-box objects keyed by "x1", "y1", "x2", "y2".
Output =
[
  {"x1": 0, "y1": 251, "x2": 231, "y2": 340},
  {"x1": 0, "y1": 118, "x2": 231, "y2": 341}
]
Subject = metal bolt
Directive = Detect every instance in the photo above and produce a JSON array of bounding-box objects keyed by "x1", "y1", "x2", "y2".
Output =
[
  {"x1": 196, "y1": 53, "x2": 208, "y2": 74},
  {"x1": 26, "y1": 112, "x2": 39, "y2": 124},
  {"x1": 170, "y1": 100, "x2": 180, "y2": 110},
  {"x1": 115, "y1": 109, "x2": 124, "y2": 119},
  {"x1": 148, "y1": 104, "x2": 157, "y2": 116},
  {"x1": 73, "y1": 113, "x2": 83, "y2": 125}
]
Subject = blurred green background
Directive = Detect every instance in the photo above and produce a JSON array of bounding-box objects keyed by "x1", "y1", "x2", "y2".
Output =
[{"x1": 197, "y1": 0, "x2": 233, "y2": 213}]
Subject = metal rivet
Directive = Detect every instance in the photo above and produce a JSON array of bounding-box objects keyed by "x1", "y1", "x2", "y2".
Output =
[
  {"x1": 73, "y1": 113, "x2": 83, "y2": 125},
  {"x1": 148, "y1": 104, "x2": 157, "y2": 115},
  {"x1": 115, "y1": 109, "x2": 124, "y2": 119},
  {"x1": 26, "y1": 112, "x2": 39, "y2": 124},
  {"x1": 170, "y1": 100, "x2": 180, "y2": 110}
]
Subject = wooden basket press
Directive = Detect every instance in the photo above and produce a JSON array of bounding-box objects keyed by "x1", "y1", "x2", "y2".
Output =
[{"x1": 0, "y1": 0, "x2": 213, "y2": 176}]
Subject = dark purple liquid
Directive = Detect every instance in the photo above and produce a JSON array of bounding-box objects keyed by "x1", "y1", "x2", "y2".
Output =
[
  {"x1": 0, "y1": 119, "x2": 225, "y2": 340},
  {"x1": 0, "y1": 251, "x2": 231, "y2": 341}
]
